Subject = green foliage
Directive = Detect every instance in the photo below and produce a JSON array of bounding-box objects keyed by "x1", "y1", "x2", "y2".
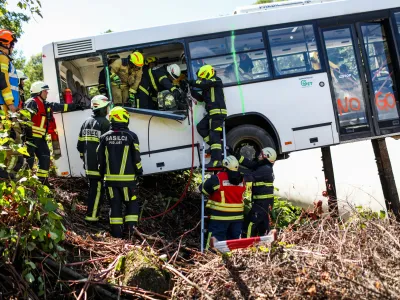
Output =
[
  {"x1": 0, "y1": 0, "x2": 42, "y2": 38},
  {"x1": 0, "y1": 113, "x2": 65, "y2": 296},
  {"x1": 271, "y1": 197, "x2": 302, "y2": 228},
  {"x1": 22, "y1": 53, "x2": 44, "y2": 95}
]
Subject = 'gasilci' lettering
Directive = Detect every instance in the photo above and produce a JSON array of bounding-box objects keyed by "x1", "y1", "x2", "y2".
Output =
[{"x1": 105, "y1": 136, "x2": 128, "y2": 142}]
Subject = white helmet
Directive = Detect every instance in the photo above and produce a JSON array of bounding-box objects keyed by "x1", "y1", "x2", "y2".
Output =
[
  {"x1": 91, "y1": 95, "x2": 110, "y2": 111},
  {"x1": 166, "y1": 64, "x2": 181, "y2": 79},
  {"x1": 259, "y1": 147, "x2": 277, "y2": 163},
  {"x1": 222, "y1": 155, "x2": 239, "y2": 171},
  {"x1": 16, "y1": 69, "x2": 28, "y2": 82},
  {"x1": 30, "y1": 81, "x2": 49, "y2": 96}
]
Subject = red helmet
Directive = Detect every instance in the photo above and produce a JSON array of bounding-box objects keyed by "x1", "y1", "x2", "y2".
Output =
[{"x1": 0, "y1": 29, "x2": 17, "y2": 48}]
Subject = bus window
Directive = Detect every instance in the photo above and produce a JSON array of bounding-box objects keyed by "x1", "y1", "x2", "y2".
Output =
[
  {"x1": 189, "y1": 32, "x2": 270, "y2": 84},
  {"x1": 361, "y1": 23, "x2": 399, "y2": 122},
  {"x1": 323, "y1": 28, "x2": 369, "y2": 133},
  {"x1": 268, "y1": 25, "x2": 321, "y2": 76},
  {"x1": 58, "y1": 54, "x2": 102, "y2": 106},
  {"x1": 395, "y1": 12, "x2": 400, "y2": 34}
]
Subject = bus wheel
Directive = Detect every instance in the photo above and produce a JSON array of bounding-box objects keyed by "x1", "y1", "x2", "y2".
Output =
[{"x1": 226, "y1": 124, "x2": 276, "y2": 160}]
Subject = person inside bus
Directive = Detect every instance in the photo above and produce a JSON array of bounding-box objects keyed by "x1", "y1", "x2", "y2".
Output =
[
  {"x1": 239, "y1": 52, "x2": 254, "y2": 74},
  {"x1": 98, "y1": 54, "x2": 120, "y2": 96},
  {"x1": 148, "y1": 63, "x2": 182, "y2": 107},
  {"x1": 109, "y1": 51, "x2": 144, "y2": 107},
  {"x1": 190, "y1": 64, "x2": 227, "y2": 168},
  {"x1": 136, "y1": 56, "x2": 158, "y2": 109}
]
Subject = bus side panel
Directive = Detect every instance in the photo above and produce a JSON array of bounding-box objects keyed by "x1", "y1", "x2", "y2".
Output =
[
  {"x1": 60, "y1": 109, "x2": 203, "y2": 177},
  {"x1": 42, "y1": 43, "x2": 60, "y2": 103},
  {"x1": 223, "y1": 72, "x2": 339, "y2": 152}
]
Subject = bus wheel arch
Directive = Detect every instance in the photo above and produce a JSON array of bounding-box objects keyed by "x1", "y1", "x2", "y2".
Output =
[{"x1": 225, "y1": 113, "x2": 282, "y2": 160}]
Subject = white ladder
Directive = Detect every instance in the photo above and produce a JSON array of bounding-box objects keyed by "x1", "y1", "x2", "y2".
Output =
[{"x1": 200, "y1": 122, "x2": 227, "y2": 253}]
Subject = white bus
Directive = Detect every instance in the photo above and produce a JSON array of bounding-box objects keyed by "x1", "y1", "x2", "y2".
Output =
[{"x1": 42, "y1": 0, "x2": 400, "y2": 178}]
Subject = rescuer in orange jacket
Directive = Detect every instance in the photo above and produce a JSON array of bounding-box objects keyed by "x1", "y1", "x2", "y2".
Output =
[
  {"x1": 199, "y1": 156, "x2": 246, "y2": 249},
  {"x1": 25, "y1": 81, "x2": 83, "y2": 185}
]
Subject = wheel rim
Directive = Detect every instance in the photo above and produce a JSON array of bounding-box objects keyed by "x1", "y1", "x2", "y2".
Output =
[{"x1": 234, "y1": 138, "x2": 262, "y2": 160}]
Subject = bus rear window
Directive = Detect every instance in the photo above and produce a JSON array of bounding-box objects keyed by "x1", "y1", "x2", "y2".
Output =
[{"x1": 267, "y1": 25, "x2": 321, "y2": 76}]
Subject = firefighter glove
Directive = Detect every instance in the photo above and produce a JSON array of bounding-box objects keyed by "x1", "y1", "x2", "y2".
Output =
[
  {"x1": 75, "y1": 104, "x2": 85, "y2": 111},
  {"x1": 172, "y1": 89, "x2": 181, "y2": 101},
  {"x1": 110, "y1": 73, "x2": 121, "y2": 85},
  {"x1": 128, "y1": 93, "x2": 136, "y2": 107}
]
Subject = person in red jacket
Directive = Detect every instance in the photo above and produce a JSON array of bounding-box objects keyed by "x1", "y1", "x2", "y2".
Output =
[
  {"x1": 25, "y1": 81, "x2": 82, "y2": 185},
  {"x1": 199, "y1": 155, "x2": 246, "y2": 250}
]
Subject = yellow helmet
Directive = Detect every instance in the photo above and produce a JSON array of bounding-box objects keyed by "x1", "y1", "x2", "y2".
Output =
[
  {"x1": 109, "y1": 106, "x2": 130, "y2": 123},
  {"x1": 197, "y1": 65, "x2": 215, "y2": 80},
  {"x1": 129, "y1": 52, "x2": 144, "y2": 67},
  {"x1": 145, "y1": 56, "x2": 158, "y2": 65}
]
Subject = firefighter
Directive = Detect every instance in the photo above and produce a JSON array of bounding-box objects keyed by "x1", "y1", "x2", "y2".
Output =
[
  {"x1": 98, "y1": 54, "x2": 120, "y2": 96},
  {"x1": 17, "y1": 69, "x2": 28, "y2": 109},
  {"x1": 199, "y1": 156, "x2": 246, "y2": 250},
  {"x1": 149, "y1": 63, "x2": 182, "y2": 104},
  {"x1": 97, "y1": 106, "x2": 143, "y2": 238},
  {"x1": 109, "y1": 52, "x2": 144, "y2": 107},
  {"x1": 190, "y1": 65, "x2": 227, "y2": 168},
  {"x1": 234, "y1": 147, "x2": 277, "y2": 238},
  {"x1": 0, "y1": 29, "x2": 19, "y2": 114},
  {"x1": 25, "y1": 81, "x2": 83, "y2": 185},
  {"x1": 77, "y1": 95, "x2": 111, "y2": 222},
  {"x1": 136, "y1": 57, "x2": 158, "y2": 109}
]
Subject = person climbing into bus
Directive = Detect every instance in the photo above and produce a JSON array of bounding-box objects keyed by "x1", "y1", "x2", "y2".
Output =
[
  {"x1": 98, "y1": 54, "x2": 120, "y2": 96},
  {"x1": 0, "y1": 29, "x2": 19, "y2": 115},
  {"x1": 199, "y1": 155, "x2": 246, "y2": 250},
  {"x1": 109, "y1": 51, "x2": 144, "y2": 107},
  {"x1": 190, "y1": 64, "x2": 227, "y2": 168},
  {"x1": 135, "y1": 56, "x2": 158, "y2": 109},
  {"x1": 77, "y1": 95, "x2": 111, "y2": 223},
  {"x1": 149, "y1": 63, "x2": 182, "y2": 104},
  {"x1": 97, "y1": 106, "x2": 143, "y2": 238},
  {"x1": 25, "y1": 81, "x2": 83, "y2": 186},
  {"x1": 17, "y1": 70, "x2": 28, "y2": 109},
  {"x1": 230, "y1": 146, "x2": 276, "y2": 238}
]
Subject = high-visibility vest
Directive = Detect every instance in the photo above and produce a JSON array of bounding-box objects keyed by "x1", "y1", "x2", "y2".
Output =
[
  {"x1": 31, "y1": 97, "x2": 52, "y2": 138},
  {"x1": 206, "y1": 172, "x2": 246, "y2": 220},
  {"x1": 0, "y1": 52, "x2": 19, "y2": 107}
]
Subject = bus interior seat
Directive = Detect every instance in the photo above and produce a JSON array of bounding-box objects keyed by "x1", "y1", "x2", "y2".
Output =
[{"x1": 66, "y1": 70, "x2": 90, "y2": 107}]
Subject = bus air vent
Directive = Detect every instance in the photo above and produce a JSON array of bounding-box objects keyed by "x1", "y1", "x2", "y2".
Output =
[{"x1": 55, "y1": 39, "x2": 95, "y2": 58}]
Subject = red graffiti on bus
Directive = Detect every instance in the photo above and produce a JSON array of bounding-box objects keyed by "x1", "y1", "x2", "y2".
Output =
[
  {"x1": 337, "y1": 97, "x2": 361, "y2": 116},
  {"x1": 375, "y1": 92, "x2": 396, "y2": 111}
]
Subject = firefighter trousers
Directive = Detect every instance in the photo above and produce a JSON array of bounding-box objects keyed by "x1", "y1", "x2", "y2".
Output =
[
  {"x1": 0, "y1": 154, "x2": 24, "y2": 179},
  {"x1": 27, "y1": 137, "x2": 50, "y2": 180},
  {"x1": 136, "y1": 91, "x2": 156, "y2": 110},
  {"x1": 243, "y1": 199, "x2": 272, "y2": 238},
  {"x1": 206, "y1": 220, "x2": 242, "y2": 250},
  {"x1": 85, "y1": 178, "x2": 105, "y2": 222},
  {"x1": 111, "y1": 84, "x2": 129, "y2": 106},
  {"x1": 197, "y1": 114, "x2": 225, "y2": 162},
  {"x1": 106, "y1": 186, "x2": 139, "y2": 238}
]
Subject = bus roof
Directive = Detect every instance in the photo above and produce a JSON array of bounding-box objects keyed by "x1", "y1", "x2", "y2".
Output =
[{"x1": 49, "y1": 0, "x2": 400, "y2": 58}]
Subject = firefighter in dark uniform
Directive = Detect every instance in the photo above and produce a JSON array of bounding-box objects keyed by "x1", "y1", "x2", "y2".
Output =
[
  {"x1": 234, "y1": 147, "x2": 277, "y2": 238},
  {"x1": 97, "y1": 106, "x2": 143, "y2": 238},
  {"x1": 25, "y1": 81, "x2": 82, "y2": 185},
  {"x1": 98, "y1": 54, "x2": 120, "y2": 96},
  {"x1": 148, "y1": 63, "x2": 182, "y2": 105},
  {"x1": 199, "y1": 156, "x2": 246, "y2": 250},
  {"x1": 77, "y1": 95, "x2": 111, "y2": 222},
  {"x1": 136, "y1": 57, "x2": 158, "y2": 109},
  {"x1": 190, "y1": 65, "x2": 227, "y2": 168}
]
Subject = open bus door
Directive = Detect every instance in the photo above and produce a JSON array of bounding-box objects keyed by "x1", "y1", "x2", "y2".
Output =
[{"x1": 320, "y1": 13, "x2": 400, "y2": 141}]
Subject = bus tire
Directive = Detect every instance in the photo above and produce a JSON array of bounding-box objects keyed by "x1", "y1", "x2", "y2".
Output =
[{"x1": 226, "y1": 124, "x2": 276, "y2": 160}]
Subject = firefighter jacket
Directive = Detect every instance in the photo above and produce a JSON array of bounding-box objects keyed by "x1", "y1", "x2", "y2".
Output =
[
  {"x1": 190, "y1": 76, "x2": 227, "y2": 116},
  {"x1": 77, "y1": 114, "x2": 110, "y2": 178},
  {"x1": 98, "y1": 68, "x2": 107, "y2": 95},
  {"x1": 97, "y1": 123, "x2": 143, "y2": 188},
  {"x1": 199, "y1": 171, "x2": 246, "y2": 221},
  {"x1": 137, "y1": 66, "x2": 153, "y2": 98},
  {"x1": 110, "y1": 58, "x2": 143, "y2": 92},
  {"x1": 149, "y1": 65, "x2": 179, "y2": 94},
  {"x1": 25, "y1": 96, "x2": 78, "y2": 139},
  {"x1": 0, "y1": 51, "x2": 19, "y2": 107},
  {"x1": 239, "y1": 156, "x2": 274, "y2": 202}
]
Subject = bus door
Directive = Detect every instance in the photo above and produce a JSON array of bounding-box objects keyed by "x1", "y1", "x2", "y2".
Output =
[{"x1": 322, "y1": 19, "x2": 400, "y2": 139}]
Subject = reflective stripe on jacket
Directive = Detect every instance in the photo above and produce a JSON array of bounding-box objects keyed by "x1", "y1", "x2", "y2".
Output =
[
  {"x1": 204, "y1": 172, "x2": 246, "y2": 221},
  {"x1": 148, "y1": 65, "x2": 178, "y2": 94},
  {"x1": 0, "y1": 52, "x2": 19, "y2": 107}
]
